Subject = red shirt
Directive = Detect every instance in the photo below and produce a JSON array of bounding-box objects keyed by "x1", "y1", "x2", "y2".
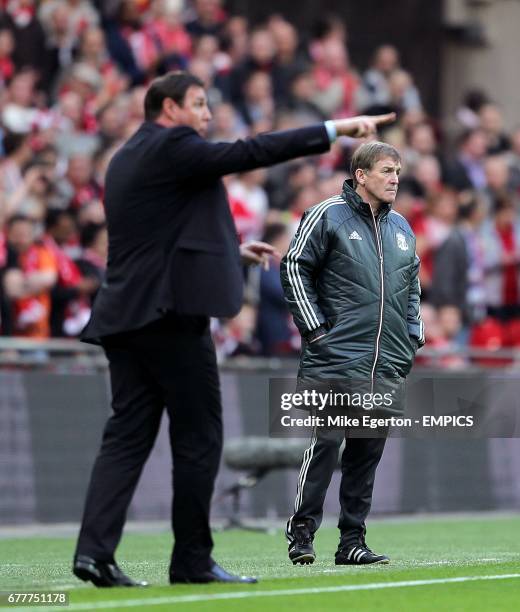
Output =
[{"x1": 497, "y1": 224, "x2": 518, "y2": 305}]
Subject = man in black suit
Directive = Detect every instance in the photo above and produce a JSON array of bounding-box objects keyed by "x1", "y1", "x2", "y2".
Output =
[{"x1": 72, "y1": 70, "x2": 394, "y2": 587}]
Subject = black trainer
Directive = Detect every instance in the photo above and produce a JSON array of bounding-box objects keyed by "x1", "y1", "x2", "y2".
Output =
[
  {"x1": 287, "y1": 521, "x2": 316, "y2": 565},
  {"x1": 335, "y1": 537, "x2": 389, "y2": 565}
]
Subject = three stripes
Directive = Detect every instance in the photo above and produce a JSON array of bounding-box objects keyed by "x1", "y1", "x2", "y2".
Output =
[{"x1": 285, "y1": 196, "x2": 344, "y2": 332}]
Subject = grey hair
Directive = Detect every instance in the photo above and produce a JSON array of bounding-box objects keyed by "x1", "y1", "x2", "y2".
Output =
[{"x1": 350, "y1": 141, "x2": 401, "y2": 188}]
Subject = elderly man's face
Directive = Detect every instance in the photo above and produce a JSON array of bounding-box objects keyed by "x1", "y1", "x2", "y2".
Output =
[{"x1": 358, "y1": 156, "x2": 401, "y2": 205}]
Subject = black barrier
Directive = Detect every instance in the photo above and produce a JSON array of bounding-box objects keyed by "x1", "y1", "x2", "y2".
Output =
[{"x1": 1, "y1": 352, "x2": 520, "y2": 524}]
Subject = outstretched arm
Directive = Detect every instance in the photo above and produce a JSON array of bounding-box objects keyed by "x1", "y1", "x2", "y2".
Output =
[{"x1": 168, "y1": 114, "x2": 396, "y2": 182}]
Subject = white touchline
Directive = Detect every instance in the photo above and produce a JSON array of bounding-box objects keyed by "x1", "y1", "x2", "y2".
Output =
[{"x1": 2, "y1": 573, "x2": 519, "y2": 611}]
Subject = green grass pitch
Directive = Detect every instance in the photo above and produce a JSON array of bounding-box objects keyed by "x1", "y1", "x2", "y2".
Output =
[{"x1": 1, "y1": 515, "x2": 519, "y2": 611}]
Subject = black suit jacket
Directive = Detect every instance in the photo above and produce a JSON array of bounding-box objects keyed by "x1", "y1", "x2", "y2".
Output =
[{"x1": 81, "y1": 121, "x2": 330, "y2": 343}]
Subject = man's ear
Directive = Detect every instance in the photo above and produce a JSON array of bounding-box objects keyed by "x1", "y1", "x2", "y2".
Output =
[
  {"x1": 162, "y1": 97, "x2": 180, "y2": 121},
  {"x1": 355, "y1": 168, "x2": 366, "y2": 186}
]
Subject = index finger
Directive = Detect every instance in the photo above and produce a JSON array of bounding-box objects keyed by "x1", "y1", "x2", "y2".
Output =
[
  {"x1": 372, "y1": 112, "x2": 397, "y2": 126},
  {"x1": 254, "y1": 243, "x2": 277, "y2": 254}
]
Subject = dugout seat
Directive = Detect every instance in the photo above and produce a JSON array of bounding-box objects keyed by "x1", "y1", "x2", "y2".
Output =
[{"x1": 219, "y1": 436, "x2": 314, "y2": 531}]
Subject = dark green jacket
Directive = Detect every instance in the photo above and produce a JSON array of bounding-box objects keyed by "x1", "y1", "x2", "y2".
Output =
[{"x1": 280, "y1": 180, "x2": 424, "y2": 380}]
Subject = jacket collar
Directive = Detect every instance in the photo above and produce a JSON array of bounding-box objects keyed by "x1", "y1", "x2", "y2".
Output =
[
  {"x1": 141, "y1": 120, "x2": 167, "y2": 131},
  {"x1": 341, "y1": 179, "x2": 391, "y2": 219}
]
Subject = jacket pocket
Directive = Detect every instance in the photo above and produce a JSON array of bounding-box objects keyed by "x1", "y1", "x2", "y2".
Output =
[{"x1": 161, "y1": 238, "x2": 243, "y2": 317}]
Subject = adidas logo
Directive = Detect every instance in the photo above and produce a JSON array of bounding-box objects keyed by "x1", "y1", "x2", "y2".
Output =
[{"x1": 349, "y1": 231, "x2": 362, "y2": 240}]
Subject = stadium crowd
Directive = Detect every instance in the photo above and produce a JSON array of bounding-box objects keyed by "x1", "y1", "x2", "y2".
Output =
[{"x1": 0, "y1": 0, "x2": 519, "y2": 367}]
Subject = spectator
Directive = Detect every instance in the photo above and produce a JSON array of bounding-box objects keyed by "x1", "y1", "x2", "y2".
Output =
[
  {"x1": 237, "y1": 70, "x2": 274, "y2": 127},
  {"x1": 420, "y1": 188, "x2": 460, "y2": 300},
  {"x1": 442, "y1": 128, "x2": 488, "y2": 191},
  {"x1": 1, "y1": 0, "x2": 47, "y2": 80},
  {"x1": 53, "y1": 89, "x2": 100, "y2": 158},
  {"x1": 191, "y1": 33, "x2": 218, "y2": 67},
  {"x1": 190, "y1": 34, "x2": 232, "y2": 98},
  {"x1": 39, "y1": 0, "x2": 99, "y2": 41},
  {"x1": 220, "y1": 15, "x2": 248, "y2": 65},
  {"x1": 413, "y1": 154, "x2": 443, "y2": 198},
  {"x1": 55, "y1": 154, "x2": 102, "y2": 211},
  {"x1": 287, "y1": 184, "x2": 322, "y2": 234},
  {"x1": 266, "y1": 159, "x2": 319, "y2": 212},
  {"x1": 187, "y1": 51, "x2": 225, "y2": 108},
  {"x1": 96, "y1": 100, "x2": 129, "y2": 149},
  {"x1": 414, "y1": 303, "x2": 465, "y2": 369},
  {"x1": 0, "y1": 27, "x2": 15, "y2": 85},
  {"x1": 146, "y1": 1, "x2": 192, "y2": 73},
  {"x1": 208, "y1": 102, "x2": 247, "y2": 142},
  {"x1": 40, "y1": 1, "x2": 78, "y2": 94},
  {"x1": 77, "y1": 26, "x2": 129, "y2": 96},
  {"x1": 507, "y1": 126, "x2": 520, "y2": 191},
  {"x1": 43, "y1": 209, "x2": 96, "y2": 336},
  {"x1": 125, "y1": 84, "x2": 147, "y2": 131},
  {"x1": 101, "y1": 2, "x2": 145, "y2": 86},
  {"x1": 311, "y1": 37, "x2": 358, "y2": 118},
  {"x1": 0, "y1": 130, "x2": 33, "y2": 198},
  {"x1": 387, "y1": 69, "x2": 422, "y2": 116},
  {"x1": 309, "y1": 14, "x2": 347, "y2": 62},
  {"x1": 255, "y1": 222, "x2": 296, "y2": 356},
  {"x1": 285, "y1": 70, "x2": 326, "y2": 122},
  {"x1": 75, "y1": 221, "x2": 107, "y2": 289},
  {"x1": 117, "y1": 0, "x2": 161, "y2": 76},
  {"x1": 456, "y1": 88, "x2": 490, "y2": 130},
  {"x1": 5, "y1": 161, "x2": 53, "y2": 221},
  {"x1": 402, "y1": 121, "x2": 438, "y2": 171},
  {"x1": 430, "y1": 197, "x2": 487, "y2": 345},
  {"x1": 3, "y1": 214, "x2": 57, "y2": 338},
  {"x1": 481, "y1": 154, "x2": 514, "y2": 213},
  {"x1": 213, "y1": 302, "x2": 259, "y2": 360},
  {"x1": 356, "y1": 44, "x2": 399, "y2": 113},
  {"x1": 478, "y1": 103, "x2": 510, "y2": 155},
  {"x1": 480, "y1": 195, "x2": 520, "y2": 322},
  {"x1": 268, "y1": 16, "x2": 308, "y2": 100},
  {"x1": 229, "y1": 27, "x2": 285, "y2": 107},
  {"x1": 185, "y1": 0, "x2": 226, "y2": 39},
  {"x1": 227, "y1": 168, "x2": 269, "y2": 241},
  {"x1": 1, "y1": 68, "x2": 39, "y2": 133}
]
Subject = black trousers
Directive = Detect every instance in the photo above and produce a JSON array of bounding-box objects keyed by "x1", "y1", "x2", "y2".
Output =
[
  {"x1": 75, "y1": 314, "x2": 222, "y2": 576},
  {"x1": 288, "y1": 425, "x2": 386, "y2": 545}
]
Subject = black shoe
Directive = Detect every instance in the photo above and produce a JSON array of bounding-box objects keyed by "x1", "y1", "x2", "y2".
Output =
[
  {"x1": 335, "y1": 538, "x2": 389, "y2": 565},
  {"x1": 287, "y1": 521, "x2": 316, "y2": 565},
  {"x1": 170, "y1": 562, "x2": 257, "y2": 584},
  {"x1": 73, "y1": 555, "x2": 148, "y2": 587}
]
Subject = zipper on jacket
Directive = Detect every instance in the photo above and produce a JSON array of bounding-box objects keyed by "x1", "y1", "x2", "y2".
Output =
[{"x1": 369, "y1": 209, "x2": 384, "y2": 390}]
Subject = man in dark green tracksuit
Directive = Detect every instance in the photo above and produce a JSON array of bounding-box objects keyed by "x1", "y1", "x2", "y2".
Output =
[{"x1": 280, "y1": 141, "x2": 424, "y2": 566}]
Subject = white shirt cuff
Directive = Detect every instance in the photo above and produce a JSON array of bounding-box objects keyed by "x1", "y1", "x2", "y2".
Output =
[{"x1": 324, "y1": 120, "x2": 337, "y2": 143}]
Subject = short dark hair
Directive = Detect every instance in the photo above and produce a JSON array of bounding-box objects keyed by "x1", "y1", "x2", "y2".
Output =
[
  {"x1": 143, "y1": 71, "x2": 205, "y2": 120},
  {"x1": 80, "y1": 222, "x2": 106, "y2": 249},
  {"x1": 7, "y1": 214, "x2": 33, "y2": 229},
  {"x1": 261, "y1": 222, "x2": 288, "y2": 245},
  {"x1": 350, "y1": 141, "x2": 401, "y2": 188},
  {"x1": 2, "y1": 131, "x2": 29, "y2": 156},
  {"x1": 457, "y1": 127, "x2": 486, "y2": 148},
  {"x1": 45, "y1": 208, "x2": 74, "y2": 231}
]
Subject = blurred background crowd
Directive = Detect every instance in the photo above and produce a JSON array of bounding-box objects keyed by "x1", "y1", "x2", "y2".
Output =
[{"x1": 0, "y1": 0, "x2": 519, "y2": 368}]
